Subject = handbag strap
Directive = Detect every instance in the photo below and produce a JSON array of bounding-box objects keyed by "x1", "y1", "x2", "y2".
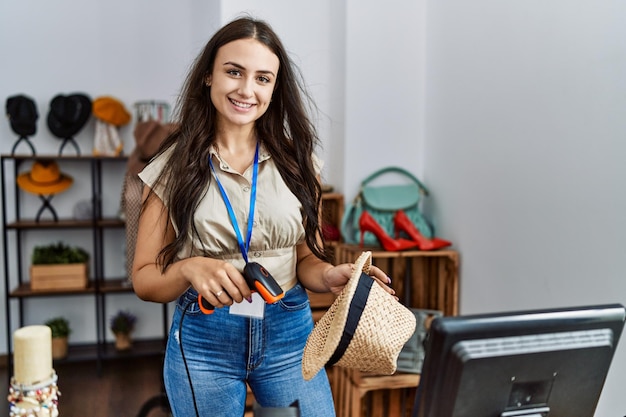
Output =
[{"x1": 361, "y1": 166, "x2": 429, "y2": 196}]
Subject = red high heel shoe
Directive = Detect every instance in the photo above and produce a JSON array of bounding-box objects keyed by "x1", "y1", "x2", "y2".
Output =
[
  {"x1": 359, "y1": 211, "x2": 418, "y2": 251},
  {"x1": 393, "y1": 210, "x2": 452, "y2": 251}
]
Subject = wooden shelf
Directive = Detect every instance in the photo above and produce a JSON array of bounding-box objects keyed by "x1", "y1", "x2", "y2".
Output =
[
  {"x1": 99, "y1": 339, "x2": 166, "y2": 360},
  {"x1": 5, "y1": 218, "x2": 125, "y2": 229},
  {"x1": 9, "y1": 278, "x2": 136, "y2": 297},
  {"x1": 99, "y1": 278, "x2": 135, "y2": 293},
  {"x1": 10, "y1": 281, "x2": 97, "y2": 297},
  {"x1": 1, "y1": 154, "x2": 128, "y2": 161},
  {"x1": 51, "y1": 338, "x2": 165, "y2": 364}
]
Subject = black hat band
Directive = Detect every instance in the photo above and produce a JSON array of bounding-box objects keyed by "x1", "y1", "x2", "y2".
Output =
[{"x1": 327, "y1": 272, "x2": 373, "y2": 367}]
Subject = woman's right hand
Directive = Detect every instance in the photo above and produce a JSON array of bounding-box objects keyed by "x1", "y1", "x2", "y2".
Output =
[{"x1": 182, "y1": 257, "x2": 252, "y2": 309}]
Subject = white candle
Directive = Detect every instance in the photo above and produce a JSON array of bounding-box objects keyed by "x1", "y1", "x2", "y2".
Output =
[{"x1": 13, "y1": 325, "x2": 52, "y2": 385}]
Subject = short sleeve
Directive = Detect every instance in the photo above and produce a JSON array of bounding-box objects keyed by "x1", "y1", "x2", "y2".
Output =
[{"x1": 137, "y1": 146, "x2": 174, "y2": 202}]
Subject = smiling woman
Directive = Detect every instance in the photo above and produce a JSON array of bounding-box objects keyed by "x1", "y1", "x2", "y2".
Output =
[{"x1": 129, "y1": 16, "x2": 395, "y2": 417}]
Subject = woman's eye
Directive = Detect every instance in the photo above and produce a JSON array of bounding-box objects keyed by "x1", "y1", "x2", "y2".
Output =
[
  {"x1": 227, "y1": 69, "x2": 241, "y2": 77},
  {"x1": 258, "y1": 76, "x2": 271, "y2": 84}
]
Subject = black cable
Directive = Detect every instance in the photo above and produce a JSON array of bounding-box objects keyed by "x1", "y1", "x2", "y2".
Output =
[{"x1": 179, "y1": 299, "x2": 201, "y2": 417}]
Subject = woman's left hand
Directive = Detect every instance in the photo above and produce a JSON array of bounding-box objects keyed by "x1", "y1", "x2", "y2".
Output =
[{"x1": 323, "y1": 263, "x2": 397, "y2": 299}]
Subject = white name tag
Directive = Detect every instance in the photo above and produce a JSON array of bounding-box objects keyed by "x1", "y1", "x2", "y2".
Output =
[{"x1": 229, "y1": 292, "x2": 265, "y2": 319}]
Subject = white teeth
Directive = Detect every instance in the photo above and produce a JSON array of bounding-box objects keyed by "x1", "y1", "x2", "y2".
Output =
[{"x1": 230, "y1": 99, "x2": 252, "y2": 108}]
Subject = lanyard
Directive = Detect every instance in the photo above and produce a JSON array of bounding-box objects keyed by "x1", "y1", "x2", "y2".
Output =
[{"x1": 208, "y1": 142, "x2": 259, "y2": 264}]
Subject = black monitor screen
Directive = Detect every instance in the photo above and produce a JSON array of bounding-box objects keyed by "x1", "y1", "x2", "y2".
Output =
[{"x1": 413, "y1": 303, "x2": 625, "y2": 417}]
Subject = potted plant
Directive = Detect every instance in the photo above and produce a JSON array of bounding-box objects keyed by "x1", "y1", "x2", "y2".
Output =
[
  {"x1": 110, "y1": 310, "x2": 137, "y2": 351},
  {"x1": 30, "y1": 242, "x2": 89, "y2": 291},
  {"x1": 44, "y1": 316, "x2": 71, "y2": 359}
]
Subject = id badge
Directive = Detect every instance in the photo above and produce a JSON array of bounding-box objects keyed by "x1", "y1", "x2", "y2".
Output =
[{"x1": 229, "y1": 292, "x2": 265, "y2": 319}]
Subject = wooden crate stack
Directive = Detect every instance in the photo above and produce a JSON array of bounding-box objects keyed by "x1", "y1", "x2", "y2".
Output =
[{"x1": 331, "y1": 244, "x2": 459, "y2": 417}]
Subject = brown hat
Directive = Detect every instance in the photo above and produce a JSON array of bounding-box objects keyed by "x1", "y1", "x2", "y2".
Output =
[
  {"x1": 17, "y1": 160, "x2": 73, "y2": 195},
  {"x1": 128, "y1": 120, "x2": 176, "y2": 175},
  {"x1": 302, "y1": 251, "x2": 417, "y2": 380},
  {"x1": 93, "y1": 97, "x2": 131, "y2": 127}
]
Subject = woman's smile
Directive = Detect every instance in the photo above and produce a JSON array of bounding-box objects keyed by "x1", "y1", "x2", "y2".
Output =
[{"x1": 229, "y1": 97, "x2": 254, "y2": 110}]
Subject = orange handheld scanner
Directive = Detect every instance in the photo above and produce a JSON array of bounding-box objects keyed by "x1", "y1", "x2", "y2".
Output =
[{"x1": 198, "y1": 262, "x2": 284, "y2": 314}]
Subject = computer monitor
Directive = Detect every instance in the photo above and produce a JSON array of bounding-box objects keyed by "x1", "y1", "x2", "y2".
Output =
[{"x1": 413, "y1": 303, "x2": 625, "y2": 417}]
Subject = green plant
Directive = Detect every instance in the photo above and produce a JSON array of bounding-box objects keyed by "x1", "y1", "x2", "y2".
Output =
[
  {"x1": 31, "y1": 242, "x2": 89, "y2": 265},
  {"x1": 110, "y1": 310, "x2": 137, "y2": 335},
  {"x1": 45, "y1": 316, "x2": 71, "y2": 338}
]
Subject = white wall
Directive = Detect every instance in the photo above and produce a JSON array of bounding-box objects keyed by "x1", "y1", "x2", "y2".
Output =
[
  {"x1": 1, "y1": 0, "x2": 625, "y2": 415},
  {"x1": 423, "y1": 1, "x2": 626, "y2": 415},
  {"x1": 344, "y1": 0, "x2": 428, "y2": 197}
]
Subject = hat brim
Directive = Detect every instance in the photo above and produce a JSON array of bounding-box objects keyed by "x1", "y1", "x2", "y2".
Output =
[{"x1": 16, "y1": 173, "x2": 73, "y2": 195}]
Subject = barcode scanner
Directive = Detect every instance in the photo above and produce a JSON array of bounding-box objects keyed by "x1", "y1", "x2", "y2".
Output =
[{"x1": 198, "y1": 262, "x2": 284, "y2": 314}]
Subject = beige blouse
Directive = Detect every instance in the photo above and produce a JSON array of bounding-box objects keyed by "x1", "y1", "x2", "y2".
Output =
[{"x1": 138, "y1": 143, "x2": 322, "y2": 291}]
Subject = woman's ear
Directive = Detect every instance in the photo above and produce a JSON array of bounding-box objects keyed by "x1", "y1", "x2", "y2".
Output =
[{"x1": 205, "y1": 75, "x2": 212, "y2": 87}]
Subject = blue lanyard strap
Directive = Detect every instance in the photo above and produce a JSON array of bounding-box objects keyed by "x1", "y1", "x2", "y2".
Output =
[{"x1": 208, "y1": 142, "x2": 260, "y2": 264}]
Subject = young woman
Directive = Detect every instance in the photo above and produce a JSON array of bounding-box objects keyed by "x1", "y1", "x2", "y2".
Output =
[{"x1": 132, "y1": 17, "x2": 393, "y2": 417}]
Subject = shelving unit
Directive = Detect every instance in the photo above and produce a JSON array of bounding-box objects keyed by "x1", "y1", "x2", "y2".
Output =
[{"x1": 1, "y1": 154, "x2": 167, "y2": 378}]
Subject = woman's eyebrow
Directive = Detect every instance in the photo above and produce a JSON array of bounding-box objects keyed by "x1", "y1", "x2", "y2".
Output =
[{"x1": 223, "y1": 61, "x2": 276, "y2": 77}]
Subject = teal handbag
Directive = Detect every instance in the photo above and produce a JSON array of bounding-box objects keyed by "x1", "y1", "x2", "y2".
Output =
[{"x1": 340, "y1": 167, "x2": 433, "y2": 246}]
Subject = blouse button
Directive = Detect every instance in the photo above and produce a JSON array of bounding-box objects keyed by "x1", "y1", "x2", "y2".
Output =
[{"x1": 243, "y1": 186, "x2": 250, "y2": 192}]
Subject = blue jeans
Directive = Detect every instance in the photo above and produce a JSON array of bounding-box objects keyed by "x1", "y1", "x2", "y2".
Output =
[{"x1": 163, "y1": 283, "x2": 336, "y2": 417}]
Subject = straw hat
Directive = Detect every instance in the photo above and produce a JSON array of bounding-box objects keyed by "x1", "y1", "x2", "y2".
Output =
[
  {"x1": 302, "y1": 251, "x2": 417, "y2": 380},
  {"x1": 17, "y1": 160, "x2": 73, "y2": 195}
]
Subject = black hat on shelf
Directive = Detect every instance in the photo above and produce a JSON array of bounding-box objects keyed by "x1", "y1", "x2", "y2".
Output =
[
  {"x1": 6, "y1": 94, "x2": 38, "y2": 137},
  {"x1": 47, "y1": 93, "x2": 92, "y2": 139}
]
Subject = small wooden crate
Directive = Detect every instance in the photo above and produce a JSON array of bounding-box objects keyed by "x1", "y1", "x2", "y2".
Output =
[
  {"x1": 30, "y1": 263, "x2": 88, "y2": 291},
  {"x1": 308, "y1": 290, "x2": 337, "y2": 322},
  {"x1": 334, "y1": 367, "x2": 419, "y2": 417},
  {"x1": 322, "y1": 192, "x2": 345, "y2": 263},
  {"x1": 334, "y1": 245, "x2": 459, "y2": 316}
]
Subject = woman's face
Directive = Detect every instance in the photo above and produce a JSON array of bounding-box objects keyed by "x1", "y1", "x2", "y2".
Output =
[{"x1": 207, "y1": 38, "x2": 280, "y2": 132}]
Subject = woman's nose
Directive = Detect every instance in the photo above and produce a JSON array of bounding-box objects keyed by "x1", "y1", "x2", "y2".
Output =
[{"x1": 237, "y1": 78, "x2": 254, "y2": 98}]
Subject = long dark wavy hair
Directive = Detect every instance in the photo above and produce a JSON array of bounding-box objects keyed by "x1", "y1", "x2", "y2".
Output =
[{"x1": 146, "y1": 17, "x2": 328, "y2": 272}]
